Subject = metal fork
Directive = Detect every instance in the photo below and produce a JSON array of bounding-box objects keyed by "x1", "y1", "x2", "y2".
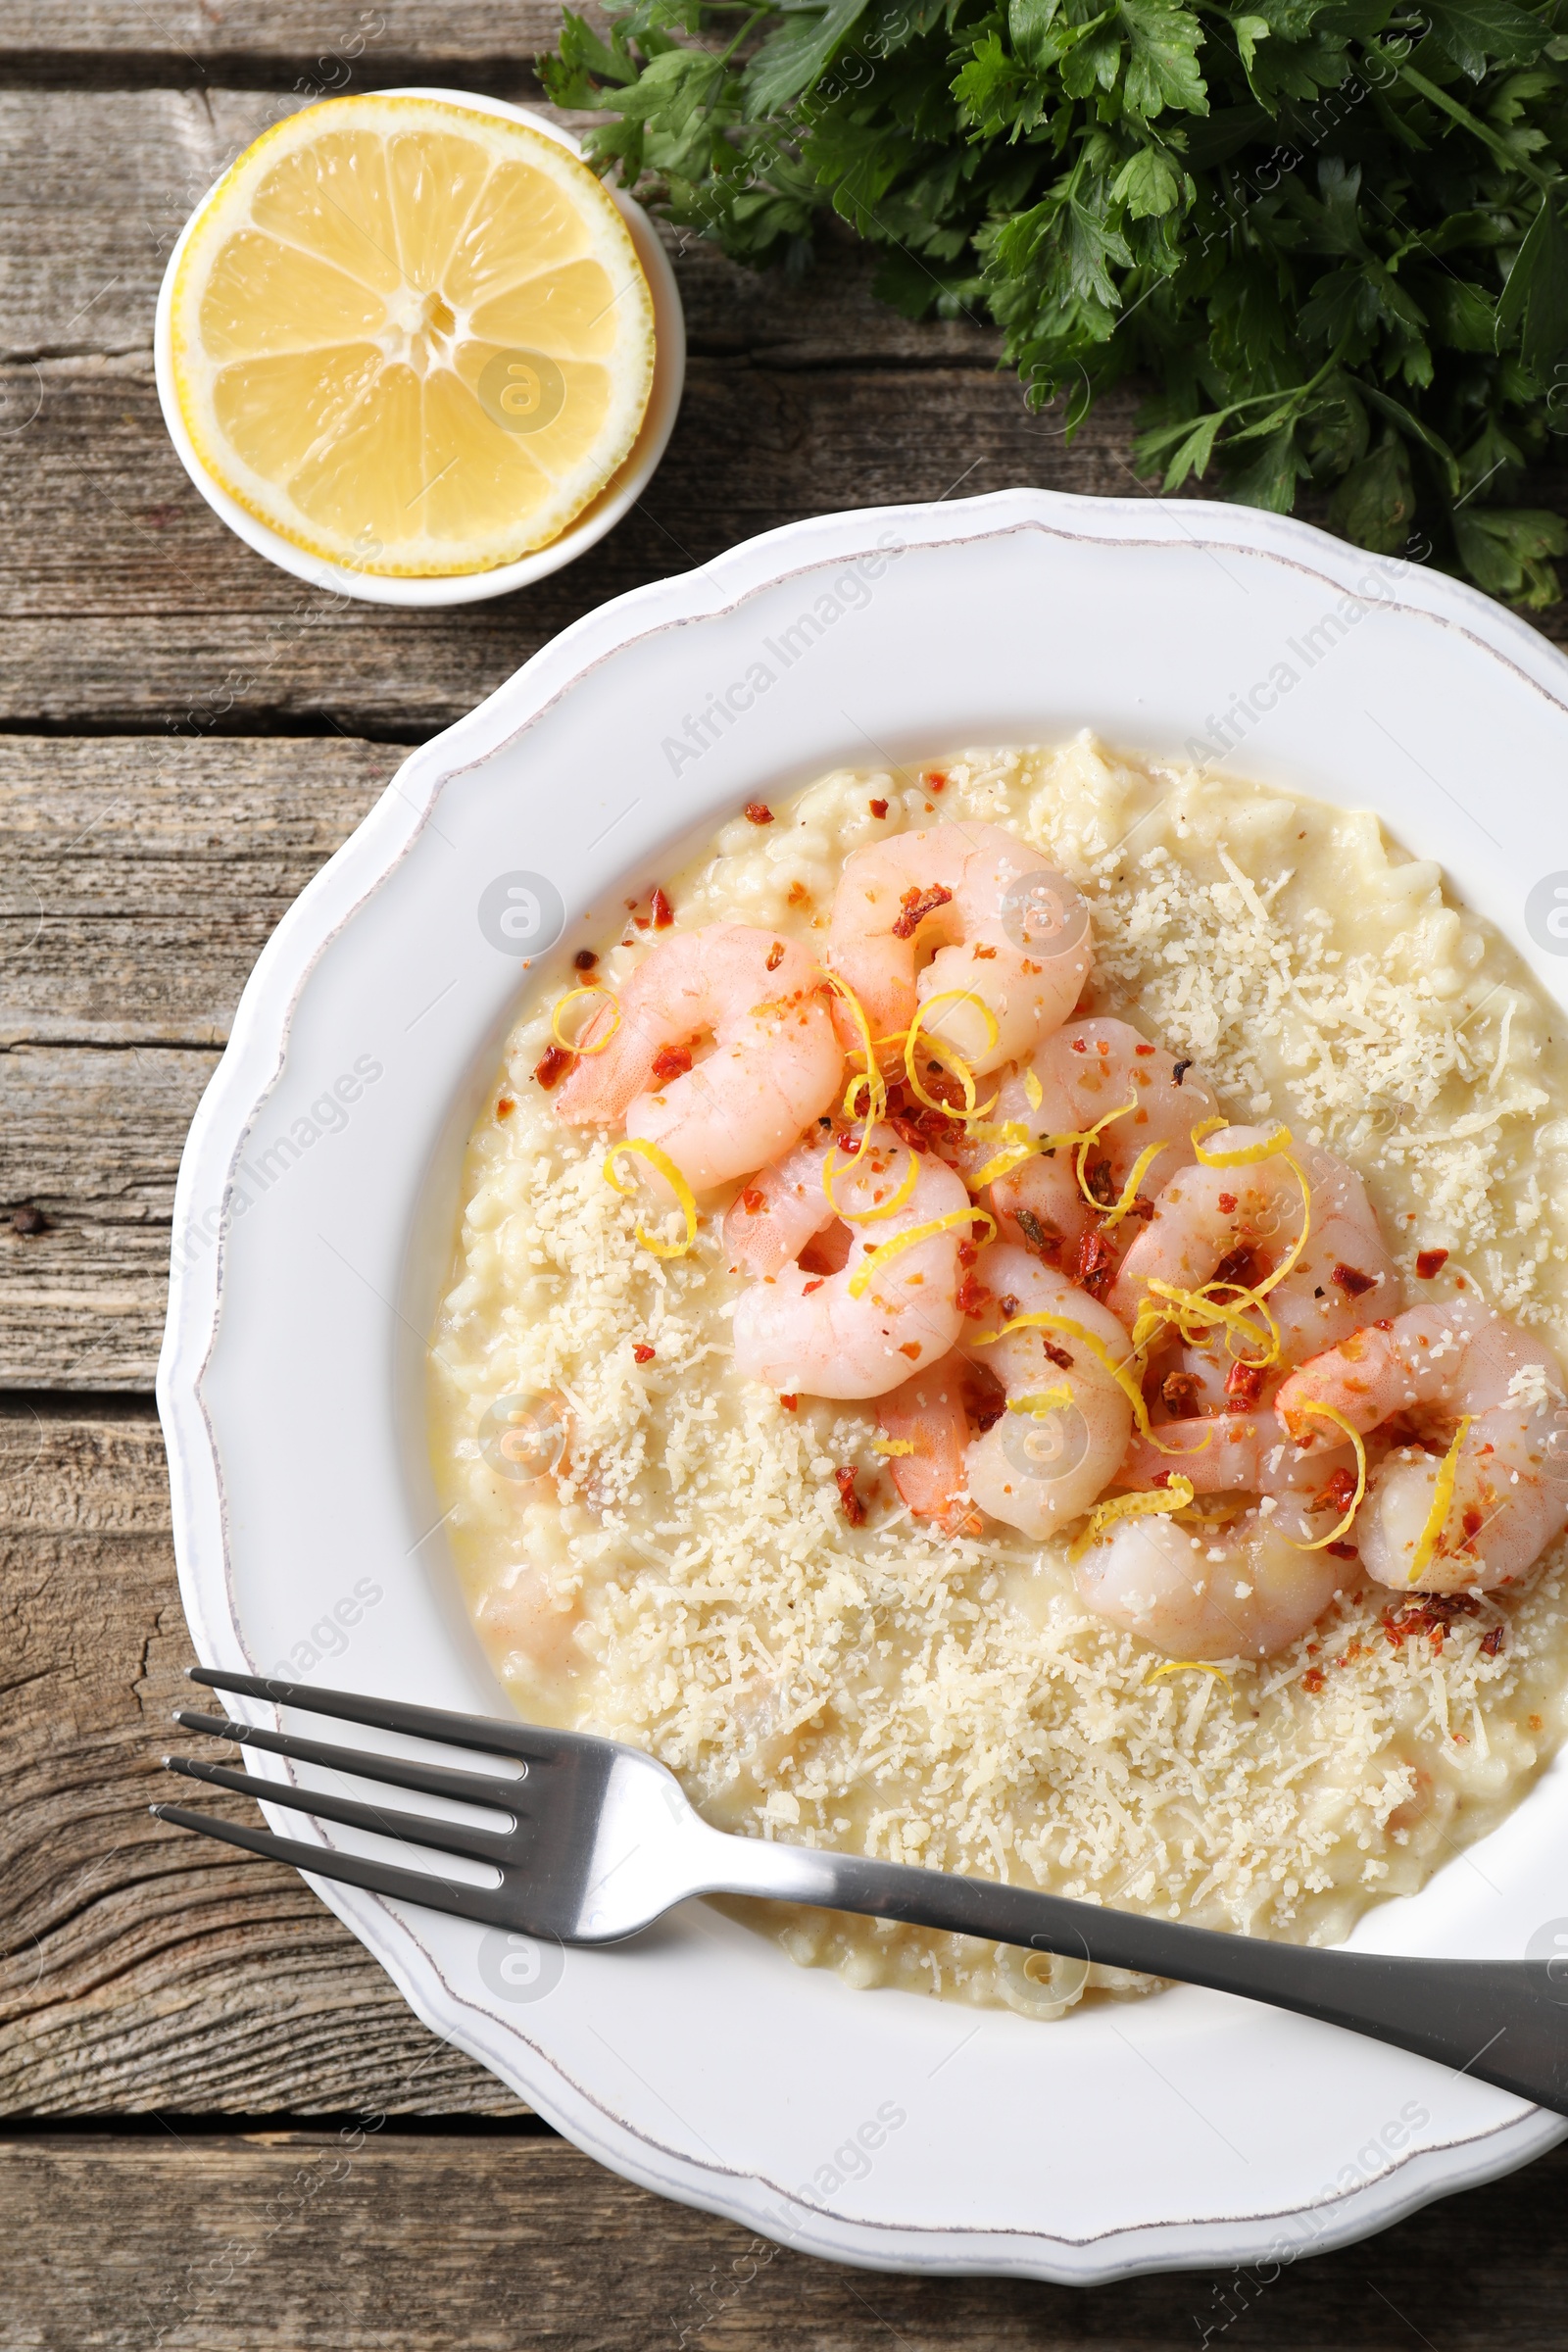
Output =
[{"x1": 154, "y1": 1665, "x2": 1568, "y2": 2115}]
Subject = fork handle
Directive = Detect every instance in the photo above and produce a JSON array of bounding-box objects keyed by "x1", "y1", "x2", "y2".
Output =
[{"x1": 700, "y1": 1832, "x2": 1568, "y2": 2115}]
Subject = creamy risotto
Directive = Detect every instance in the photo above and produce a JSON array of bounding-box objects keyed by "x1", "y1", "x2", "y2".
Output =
[{"x1": 427, "y1": 739, "x2": 1568, "y2": 2020}]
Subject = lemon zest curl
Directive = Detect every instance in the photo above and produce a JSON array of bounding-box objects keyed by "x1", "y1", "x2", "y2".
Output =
[
  {"x1": 1072, "y1": 1476, "x2": 1196, "y2": 1560},
  {"x1": 822, "y1": 1130, "x2": 919, "y2": 1223},
  {"x1": 1146, "y1": 1658, "x2": 1234, "y2": 1690},
  {"x1": 848, "y1": 1207, "x2": 996, "y2": 1300},
  {"x1": 603, "y1": 1138, "x2": 698, "y2": 1259},
  {"x1": 818, "y1": 970, "x2": 888, "y2": 1127},
  {"x1": 1282, "y1": 1401, "x2": 1368, "y2": 1554},
  {"x1": 902, "y1": 990, "x2": 1001, "y2": 1125},
  {"x1": 551, "y1": 984, "x2": 620, "y2": 1054},
  {"x1": 1408, "y1": 1413, "x2": 1475, "y2": 1584}
]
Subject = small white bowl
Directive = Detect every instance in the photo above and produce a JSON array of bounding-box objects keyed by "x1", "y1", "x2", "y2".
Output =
[{"x1": 153, "y1": 87, "x2": 686, "y2": 609}]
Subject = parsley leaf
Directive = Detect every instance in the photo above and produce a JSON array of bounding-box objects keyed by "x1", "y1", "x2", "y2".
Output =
[{"x1": 1422, "y1": 0, "x2": 1544, "y2": 80}]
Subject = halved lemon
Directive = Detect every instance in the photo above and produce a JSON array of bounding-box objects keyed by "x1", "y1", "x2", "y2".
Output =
[{"x1": 170, "y1": 95, "x2": 657, "y2": 576}]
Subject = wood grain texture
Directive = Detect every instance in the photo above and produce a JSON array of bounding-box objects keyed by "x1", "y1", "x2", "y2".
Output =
[
  {"x1": 0, "y1": 733, "x2": 390, "y2": 1046},
  {"x1": 0, "y1": 1042, "x2": 212, "y2": 1388},
  {"x1": 0, "y1": 1401, "x2": 525, "y2": 2117},
  {"x1": 5, "y1": 2125, "x2": 1568, "y2": 2351},
  {"x1": 0, "y1": 736, "x2": 389, "y2": 1388},
  {"x1": 0, "y1": 349, "x2": 1146, "y2": 732},
  {"x1": 0, "y1": 2, "x2": 564, "y2": 73}
]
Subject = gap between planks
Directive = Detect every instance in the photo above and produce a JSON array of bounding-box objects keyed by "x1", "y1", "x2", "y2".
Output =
[{"x1": 4, "y1": 2130, "x2": 1568, "y2": 2352}]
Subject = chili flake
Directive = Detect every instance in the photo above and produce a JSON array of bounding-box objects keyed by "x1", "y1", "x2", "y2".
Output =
[
  {"x1": 1312, "y1": 1466, "x2": 1359, "y2": 1516},
  {"x1": 892, "y1": 883, "x2": 954, "y2": 939},
  {"x1": 1074, "y1": 1227, "x2": 1117, "y2": 1297},
  {"x1": 1014, "y1": 1207, "x2": 1058, "y2": 1260},
  {"x1": 1211, "y1": 1243, "x2": 1260, "y2": 1290},
  {"x1": 835, "y1": 1466, "x2": 866, "y2": 1525}
]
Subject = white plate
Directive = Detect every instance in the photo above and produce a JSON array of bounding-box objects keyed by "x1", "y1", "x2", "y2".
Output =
[
  {"x1": 153, "y1": 89, "x2": 686, "y2": 608},
  {"x1": 158, "y1": 486, "x2": 1568, "y2": 2281}
]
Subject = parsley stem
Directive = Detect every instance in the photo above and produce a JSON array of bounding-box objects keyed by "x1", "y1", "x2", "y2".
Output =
[
  {"x1": 714, "y1": 17, "x2": 756, "y2": 67},
  {"x1": 1177, "y1": 344, "x2": 1345, "y2": 433},
  {"x1": 1390, "y1": 57, "x2": 1555, "y2": 190}
]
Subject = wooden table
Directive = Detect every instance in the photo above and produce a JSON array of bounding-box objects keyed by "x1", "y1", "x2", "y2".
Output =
[{"x1": 4, "y1": 13, "x2": 1567, "y2": 2343}]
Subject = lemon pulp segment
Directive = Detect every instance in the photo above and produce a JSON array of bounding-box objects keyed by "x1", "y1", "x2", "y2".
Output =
[{"x1": 170, "y1": 96, "x2": 657, "y2": 576}]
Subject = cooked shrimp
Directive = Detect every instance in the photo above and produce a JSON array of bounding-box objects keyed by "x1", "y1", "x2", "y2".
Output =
[
  {"x1": 1118, "y1": 1404, "x2": 1360, "y2": 1501},
  {"x1": 876, "y1": 1360, "x2": 974, "y2": 1532},
  {"x1": 553, "y1": 925, "x2": 841, "y2": 1193},
  {"x1": 476, "y1": 1562, "x2": 581, "y2": 1679},
  {"x1": 994, "y1": 1020, "x2": 1220, "y2": 1208},
  {"x1": 987, "y1": 1020, "x2": 1219, "y2": 1277},
  {"x1": 961, "y1": 1247, "x2": 1135, "y2": 1537},
  {"x1": 987, "y1": 1150, "x2": 1098, "y2": 1270},
  {"x1": 1108, "y1": 1125, "x2": 1398, "y2": 1359},
  {"x1": 730, "y1": 1129, "x2": 972, "y2": 1399},
  {"x1": 722, "y1": 1133, "x2": 845, "y2": 1278},
  {"x1": 1075, "y1": 1499, "x2": 1351, "y2": 1660},
  {"x1": 826, "y1": 822, "x2": 1091, "y2": 1076},
  {"x1": 1277, "y1": 1299, "x2": 1568, "y2": 1593}
]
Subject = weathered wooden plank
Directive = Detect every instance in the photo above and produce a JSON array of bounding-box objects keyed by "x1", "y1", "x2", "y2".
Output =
[
  {"x1": 0, "y1": 2, "x2": 563, "y2": 73},
  {"x1": 0, "y1": 733, "x2": 389, "y2": 1046},
  {"x1": 0, "y1": 734, "x2": 388, "y2": 1387},
  {"x1": 0, "y1": 1042, "x2": 210, "y2": 1388},
  {"x1": 0, "y1": 1401, "x2": 525, "y2": 2116},
  {"x1": 3, "y1": 2125, "x2": 1567, "y2": 2350},
  {"x1": 0, "y1": 351, "x2": 1149, "y2": 733},
  {"x1": 0, "y1": 89, "x2": 1001, "y2": 368}
]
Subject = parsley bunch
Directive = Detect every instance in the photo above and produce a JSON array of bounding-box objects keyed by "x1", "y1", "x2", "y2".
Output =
[{"x1": 542, "y1": 0, "x2": 1568, "y2": 604}]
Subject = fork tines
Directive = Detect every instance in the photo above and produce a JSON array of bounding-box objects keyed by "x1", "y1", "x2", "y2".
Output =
[
  {"x1": 150, "y1": 1666, "x2": 548, "y2": 1930},
  {"x1": 182, "y1": 1663, "x2": 555, "y2": 1761}
]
